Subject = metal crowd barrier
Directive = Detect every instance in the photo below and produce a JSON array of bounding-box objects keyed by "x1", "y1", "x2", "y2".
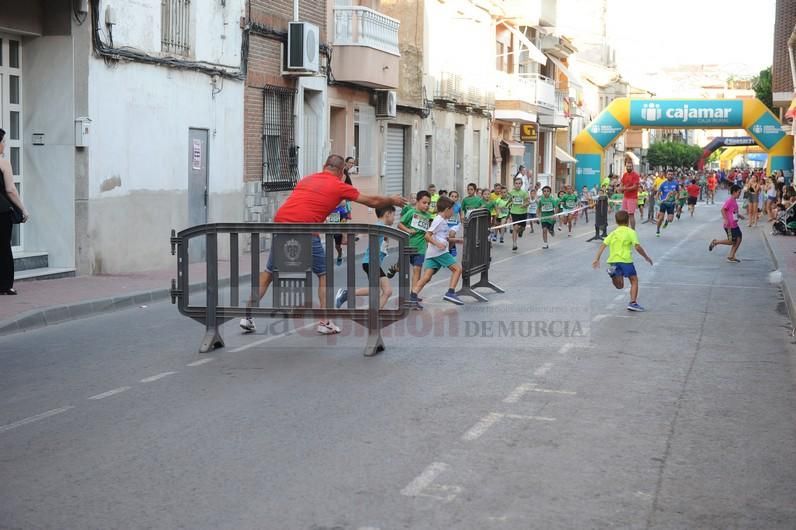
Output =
[
  {"x1": 588, "y1": 195, "x2": 609, "y2": 241},
  {"x1": 456, "y1": 208, "x2": 504, "y2": 302},
  {"x1": 170, "y1": 223, "x2": 411, "y2": 356}
]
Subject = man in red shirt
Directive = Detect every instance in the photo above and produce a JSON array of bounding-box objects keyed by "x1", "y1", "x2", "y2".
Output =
[
  {"x1": 686, "y1": 179, "x2": 701, "y2": 217},
  {"x1": 241, "y1": 154, "x2": 407, "y2": 335},
  {"x1": 706, "y1": 172, "x2": 718, "y2": 204},
  {"x1": 618, "y1": 157, "x2": 641, "y2": 228}
]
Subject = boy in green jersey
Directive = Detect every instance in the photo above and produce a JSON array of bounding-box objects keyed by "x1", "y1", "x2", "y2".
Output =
[
  {"x1": 428, "y1": 183, "x2": 439, "y2": 214},
  {"x1": 481, "y1": 188, "x2": 498, "y2": 242},
  {"x1": 494, "y1": 187, "x2": 510, "y2": 244},
  {"x1": 560, "y1": 184, "x2": 579, "y2": 236},
  {"x1": 538, "y1": 185, "x2": 558, "y2": 249},
  {"x1": 593, "y1": 210, "x2": 653, "y2": 312},
  {"x1": 461, "y1": 182, "x2": 484, "y2": 217},
  {"x1": 610, "y1": 190, "x2": 623, "y2": 213},
  {"x1": 398, "y1": 190, "x2": 433, "y2": 296},
  {"x1": 508, "y1": 177, "x2": 530, "y2": 251},
  {"x1": 676, "y1": 184, "x2": 688, "y2": 219},
  {"x1": 637, "y1": 187, "x2": 648, "y2": 215}
]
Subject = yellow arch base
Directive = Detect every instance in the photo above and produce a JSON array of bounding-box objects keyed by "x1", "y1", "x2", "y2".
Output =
[{"x1": 573, "y1": 97, "x2": 794, "y2": 188}]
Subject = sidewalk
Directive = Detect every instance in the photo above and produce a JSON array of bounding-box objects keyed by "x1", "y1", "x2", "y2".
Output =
[
  {"x1": 762, "y1": 227, "x2": 796, "y2": 325},
  {"x1": 0, "y1": 260, "x2": 249, "y2": 336}
]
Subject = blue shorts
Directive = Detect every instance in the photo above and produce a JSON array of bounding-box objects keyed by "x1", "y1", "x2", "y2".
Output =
[
  {"x1": 266, "y1": 236, "x2": 326, "y2": 276},
  {"x1": 410, "y1": 253, "x2": 426, "y2": 267},
  {"x1": 725, "y1": 226, "x2": 742, "y2": 241},
  {"x1": 608, "y1": 262, "x2": 637, "y2": 278},
  {"x1": 659, "y1": 202, "x2": 675, "y2": 215}
]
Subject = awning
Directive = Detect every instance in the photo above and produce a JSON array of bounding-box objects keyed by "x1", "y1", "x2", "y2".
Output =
[
  {"x1": 502, "y1": 140, "x2": 527, "y2": 157},
  {"x1": 625, "y1": 151, "x2": 640, "y2": 165},
  {"x1": 555, "y1": 146, "x2": 577, "y2": 164},
  {"x1": 545, "y1": 54, "x2": 584, "y2": 88},
  {"x1": 502, "y1": 24, "x2": 547, "y2": 65}
]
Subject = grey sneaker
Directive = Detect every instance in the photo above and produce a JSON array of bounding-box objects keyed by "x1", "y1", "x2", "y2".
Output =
[
  {"x1": 334, "y1": 288, "x2": 348, "y2": 309},
  {"x1": 240, "y1": 318, "x2": 256, "y2": 333}
]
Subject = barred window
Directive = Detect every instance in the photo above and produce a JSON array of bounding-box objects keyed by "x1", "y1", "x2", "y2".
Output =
[
  {"x1": 161, "y1": 0, "x2": 191, "y2": 55},
  {"x1": 263, "y1": 86, "x2": 300, "y2": 192}
]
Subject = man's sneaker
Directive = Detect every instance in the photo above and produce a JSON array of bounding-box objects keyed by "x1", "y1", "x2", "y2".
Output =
[
  {"x1": 606, "y1": 265, "x2": 617, "y2": 277},
  {"x1": 317, "y1": 321, "x2": 341, "y2": 334},
  {"x1": 627, "y1": 302, "x2": 645, "y2": 312},
  {"x1": 443, "y1": 291, "x2": 464, "y2": 305},
  {"x1": 334, "y1": 288, "x2": 348, "y2": 309},
  {"x1": 240, "y1": 318, "x2": 256, "y2": 333}
]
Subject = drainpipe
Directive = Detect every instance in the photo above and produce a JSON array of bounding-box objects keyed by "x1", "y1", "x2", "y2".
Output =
[
  {"x1": 788, "y1": 24, "x2": 796, "y2": 89},
  {"x1": 294, "y1": 0, "x2": 299, "y2": 21}
]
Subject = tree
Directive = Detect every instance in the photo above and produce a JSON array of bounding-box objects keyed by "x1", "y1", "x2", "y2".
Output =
[
  {"x1": 753, "y1": 66, "x2": 774, "y2": 113},
  {"x1": 646, "y1": 141, "x2": 703, "y2": 169}
]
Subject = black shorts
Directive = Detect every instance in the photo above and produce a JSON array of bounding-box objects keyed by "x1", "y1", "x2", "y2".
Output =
[
  {"x1": 725, "y1": 227, "x2": 742, "y2": 242},
  {"x1": 659, "y1": 202, "x2": 675, "y2": 215},
  {"x1": 362, "y1": 262, "x2": 386, "y2": 278},
  {"x1": 687, "y1": 197, "x2": 698, "y2": 206},
  {"x1": 510, "y1": 212, "x2": 527, "y2": 224}
]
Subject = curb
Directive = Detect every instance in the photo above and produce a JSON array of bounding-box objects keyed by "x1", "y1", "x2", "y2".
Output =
[{"x1": 761, "y1": 229, "x2": 794, "y2": 325}]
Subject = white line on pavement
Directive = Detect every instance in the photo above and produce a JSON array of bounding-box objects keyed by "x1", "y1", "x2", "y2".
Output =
[
  {"x1": 558, "y1": 343, "x2": 573, "y2": 354},
  {"x1": 503, "y1": 383, "x2": 534, "y2": 404},
  {"x1": 593, "y1": 314, "x2": 607, "y2": 322},
  {"x1": 229, "y1": 322, "x2": 317, "y2": 353},
  {"x1": 528, "y1": 388, "x2": 577, "y2": 395},
  {"x1": 503, "y1": 413, "x2": 556, "y2": 421},
  {"x1": 187, "y1": 358, "x2": 215, "y2": 367},
  {"x1": 400, "y1": 462, "x2": 449, "y2": 497},
  {"x1": 88, "y1": 386, "x2": 131, "y2": 400},
  {"x1": 462, "y1": 412, "x2": 503, "y2": 441},
  {"x1": 140, "y1": 371, "x2": 178, "y2": 383},
  {"x1": 0, "y1": 406, "x2": 74, "y2": 434},
  {"x1": 534, "y1": 362, "x2": 554, "y2": 377}
]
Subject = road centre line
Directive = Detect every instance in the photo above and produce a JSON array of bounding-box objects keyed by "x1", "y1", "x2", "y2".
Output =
[
  {"x1": 88, "y1": 386, "x2": 131, "y2": 400},
  {"x1": 0, "y1": 406, "x2": 74, "y2": 434},
  {"x1": 400, "y1": 462, "x2": 449, "y2": 497},
  {"x1": 462, "y1": 412, "x2": 556, "y2": 441},
  {"x1": 187, "y1": 358, "x2": 215, "y2": 367},
  {"x1": 140, "y1": 371, "x2": 178, "y2": 383},
  {"x1": 533, "y1": 362, "x2": 554, "y2": 377},
  {"x1": 229, "y1": 322, "x2": 317, "y2": 353},
  {"x1": 503, "y1": 383, "x2": 534, "y2": 404}
]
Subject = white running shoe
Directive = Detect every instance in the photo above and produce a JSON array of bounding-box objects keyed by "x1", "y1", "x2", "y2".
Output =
[
  {"x1": 240, "y1": 318, "x2": 256, "y2": 333},
  {"x1": 317, "y1": 320, "x2": 341, "y2": 334},
  {"x1": 543, "y1": 244, "x2": 549, "y2": 249}
]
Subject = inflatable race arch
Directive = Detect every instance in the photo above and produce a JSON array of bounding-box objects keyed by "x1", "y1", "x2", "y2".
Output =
[{"x1": 573, "y1": 98, "x2": 794, "y2": 189}]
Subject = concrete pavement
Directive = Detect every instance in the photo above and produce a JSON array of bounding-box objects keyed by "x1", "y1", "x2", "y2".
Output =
[{"x1": 1, "y1": 203, "x2": 795, "y2": 529}]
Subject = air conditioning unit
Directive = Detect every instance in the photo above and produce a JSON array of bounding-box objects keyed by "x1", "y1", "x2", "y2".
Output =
[
  {"x1": 375, "y1": 90, "x2": 397, "y2": 119},
  {"x1": 287, "y1": 22, "x2": 319, "y2": 72}
]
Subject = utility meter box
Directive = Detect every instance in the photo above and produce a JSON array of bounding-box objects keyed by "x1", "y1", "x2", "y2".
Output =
[{"x1": 75, "y1": 117, "x2": 91, "y2": 148}]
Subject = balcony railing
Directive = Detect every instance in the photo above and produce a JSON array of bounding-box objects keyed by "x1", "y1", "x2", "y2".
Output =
[
  {"x1": 333, "y1": 6, "x2": 400, "y2": 56},
  {"x1": 495, "y1": 72, "x2": 556, "y2": 110},
  {"x1": 432, "y1": 72, "x2": 496, "y2": 109}
]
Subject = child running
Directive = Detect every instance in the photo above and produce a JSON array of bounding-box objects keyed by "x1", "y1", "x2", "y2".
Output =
[
  {"x1": 461, "y1": 183, "x2": 483, "y2": 217},
  {"x1": 398, "y1": 191, "x2": 433, "y2": 296},
  {"x1": 592, "y1": 210, "x2": 653, "y2": 312},
  {"x1": 335, "y1": 206, "x2": 395, "y2": 309},
  {"x1": 538, "y1": 185, "x2": 558, "y2": 249},
  {"x1": 527, "y1": 189, "x2": 538, "y2": 233},
  {"x1": 494, "y1": 186, "x2": 510, "y2": 244},
  {"x1": 508, "y1": 177, "x2": 530, "y2": 251},
  {"x1": 410, "y1": 196, "x2": 464, "y2": 307},
  {"x1": 708, "y1": 184, "x2": 744, "y2": 263},
  {"x1": 560, "y1": 184, "x2": 579, "y2": 236}
]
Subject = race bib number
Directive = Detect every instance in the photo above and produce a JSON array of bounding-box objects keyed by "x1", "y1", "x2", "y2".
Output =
[
  {"x1": 541, "y1": 202, "x2": 554, "y2": 212},
  {"x1": 498, "y1": 207, "x2": 508, "y2": 217},
  {"x1": 528, "y1": 202, "x2": 538, "y2": 214},
  {"x1": 326, "y1": 212, "x2": 341, "y2": 224},
  {"x1": 410, "y1": 214, "x2": 430, "y2": 231},
  {"x1": 429, "y1": 201, "x2": 437, "y2": 211},
  {"x1": 566, "y1": 200, "x2": 577, "y2": 209},
  {"x1": 512, "y1": 196, "x2": 524, "y2": 205}
]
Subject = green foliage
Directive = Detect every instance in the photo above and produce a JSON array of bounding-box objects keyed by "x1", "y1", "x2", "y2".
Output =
[
  {"x1": 753, "y1": 66, "x2": 773, "y2": 113},
  {"x1": 647, "y1": 141, "x2": 703, "y2": 169}
]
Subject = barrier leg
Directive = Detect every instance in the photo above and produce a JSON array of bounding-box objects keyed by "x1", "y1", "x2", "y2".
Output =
[
  {"x1": 199, "y1": 326, "x2": 225, "y2": 353},
  {"x1": 199, "y1": 232, "x2": 225, "y2": 353},
  {"x1": 457, "y1": 275, "x2": 489, "y2": 302},
  {"x1": 472, "y1": 271, "x2": 505, "y2": 294},
  {"x1": 364, "y1": 328, "x2": 385, "y2": 357}
]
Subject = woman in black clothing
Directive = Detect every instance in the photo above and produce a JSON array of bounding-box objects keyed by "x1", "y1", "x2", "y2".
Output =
[{"x1": 0, "y1": 128, "x2": 30, "y2": 295}]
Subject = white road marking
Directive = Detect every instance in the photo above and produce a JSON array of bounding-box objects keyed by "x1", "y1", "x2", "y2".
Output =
[
  {"x1": 533, "y1": 362, "x2": 554, "y2": 377},
  {"x1": 503, "y1": 383, "x2": 534, "y2": 404},
  {"x1": 187, "y1": 358, "x2": 215, "y2": 367},
  {"x1": 419, "y1": 483, "x2": 463, "y2": 502},
  {"x1": 462, "y1": 412, "x2": 503, "y2": 441},
  {"x1": 229, "y1": 322, "x2": 316, "y2": 353},
  {"x1": 529, "y1": 388, "x2": 577, "y2": 395},
  {"x1": 401, "y1": 462, "x2": 449, "y2": 497},
  {"x1": 88, "y1": 386, "x2": 131, "y2": 400},
  {"x1": 503, "y1": 413, "x2": 556, "y2": 421},
  {"x1": 641, "y1": 281, "x2": 778, "y2": 290},
  {"x1": 0, "y1": 406, "x2": 74, "y2": 434},
  {"x1": 769, "y1": 271, "x2": 783, "y2": 284},
  {"x1": 140, "y1": 371, "x2": 177, "y2": 383},
  {"x1": 558, "y1": 342, "x2": 573, "y2": 354},
  {"x1": 593, "y1": 314, "x2": 608, "y2": 322}
]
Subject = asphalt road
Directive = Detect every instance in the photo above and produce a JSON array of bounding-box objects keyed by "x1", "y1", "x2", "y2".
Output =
[{"x1": 1, "y1": 202, "x2": 795, "y2": 530}]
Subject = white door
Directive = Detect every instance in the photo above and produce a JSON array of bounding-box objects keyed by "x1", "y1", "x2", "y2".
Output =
[
  {"x1": 384, "y1": 125, "x2": 405, "y2": 196},
  {"x1": 0, "y1": 35, "x2": 22, "y2": 250}
]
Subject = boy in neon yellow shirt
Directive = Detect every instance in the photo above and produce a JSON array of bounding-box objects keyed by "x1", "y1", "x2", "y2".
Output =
[{"x1": 592, "y1": 210, "x2": 653, "y2": 311}]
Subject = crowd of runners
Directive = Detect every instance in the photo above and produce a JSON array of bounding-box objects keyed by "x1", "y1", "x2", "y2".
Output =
[{"x1": 237, "y1": 153, "x2": 796, "y2": 334}]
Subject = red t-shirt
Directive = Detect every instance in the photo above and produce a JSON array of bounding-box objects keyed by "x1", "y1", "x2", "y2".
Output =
[
  {"x1": 686, "y1": 184, "x2": 701, "y2": 198},
  {"x1": 273, "y1": 171, "x2": 361, "y2": 223},
  {"x1": 621, "y1": 171, "x2": 641, "y2": 199},
  {"x1": 707, "y1": 176, "x2": 717, "y2": 190}
]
